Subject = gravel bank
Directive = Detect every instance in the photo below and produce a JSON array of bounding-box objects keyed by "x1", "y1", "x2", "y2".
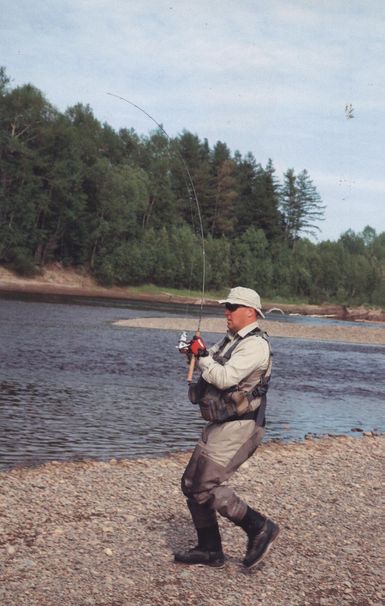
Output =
[
  {"x1": 1, "y1": 435, "x2": 384, "y2": 606},
  {"x1": 114, "y1": 317, "x2": 385, "y2": 346}
]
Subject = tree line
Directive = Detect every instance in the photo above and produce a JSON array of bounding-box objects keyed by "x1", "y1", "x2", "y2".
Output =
[{"x1": 0, "y1": 67, "x2": 384, "y2": 306}]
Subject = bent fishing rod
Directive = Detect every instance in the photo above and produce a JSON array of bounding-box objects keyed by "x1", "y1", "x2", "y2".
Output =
[{"x1": 107, "y1": 93, "x2": 206, "y2": 382}]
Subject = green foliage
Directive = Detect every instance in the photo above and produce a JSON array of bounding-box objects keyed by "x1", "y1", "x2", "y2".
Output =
[
  {"x1": 230, "y1": 228, "x2": 273, "y2": 292},
  {"x1": 205, "y1": 236, "x2": 231, "y2": 289},
  {"x1": 0, "y1": 67, "x2": 383, "y2": 309},
  {"x1": 280, "y1": 168, "x2": 325, "y2": 246},
  {"x1": 8, "y1": 247, "x2": 38, "y2": 276}
]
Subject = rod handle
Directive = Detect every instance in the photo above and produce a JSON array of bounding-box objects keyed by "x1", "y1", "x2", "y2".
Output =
[
  {"x1": 187, "y1": 330, "x2": 200, "y2": 383},
  {"x1": 187, "y1": 356, "x2": 196, "y2": 383}
]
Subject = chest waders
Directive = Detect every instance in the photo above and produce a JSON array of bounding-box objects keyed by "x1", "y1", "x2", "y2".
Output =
[{"x1": 188, "y1": 328, "x2": 272, "y2": 425}]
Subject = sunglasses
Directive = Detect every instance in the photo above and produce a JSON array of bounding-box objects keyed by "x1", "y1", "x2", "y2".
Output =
[{"x1": 225, "y1": 303, "x2": 246, "y2": 312}]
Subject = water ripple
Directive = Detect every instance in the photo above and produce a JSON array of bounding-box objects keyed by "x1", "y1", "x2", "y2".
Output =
[{"x1": 0, "y1": 298, "x2": 384, "y2": 470}]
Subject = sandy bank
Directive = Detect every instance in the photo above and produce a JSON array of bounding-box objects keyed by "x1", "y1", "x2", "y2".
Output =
[
  {"x1": 115, "y1": 316, "x2": 385, "y2": 346},
  {"x1": 1, "y1": 435, "x2": 384, "y2": 606},
  {"x1": 1, "y1": 263, "x2": 384, "y2": 323}
]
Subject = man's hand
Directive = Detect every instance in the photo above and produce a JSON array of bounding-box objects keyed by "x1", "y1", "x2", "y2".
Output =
[{"x1": 189, "y1": 335, "x2": 209, "y2": 358}]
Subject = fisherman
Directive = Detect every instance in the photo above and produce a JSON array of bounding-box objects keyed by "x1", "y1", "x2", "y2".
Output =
[{"x1": 175, "y1": 286, "x2": 279, "y2": 569}]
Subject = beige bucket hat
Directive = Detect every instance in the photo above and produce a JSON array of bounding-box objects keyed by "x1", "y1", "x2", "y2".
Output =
[{"x1": 218, "y1": 286, "x2": 265, "y2": 318}]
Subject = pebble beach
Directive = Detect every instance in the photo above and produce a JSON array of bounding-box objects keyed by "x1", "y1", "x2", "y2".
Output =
[{"x1": 1, "y1": 435, "x2": 384, "y2": 606}]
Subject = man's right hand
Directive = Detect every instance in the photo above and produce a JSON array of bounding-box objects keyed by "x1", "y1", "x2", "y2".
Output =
[{"x1": 189, "y1": 336, "x2": 209, "y2": 358}]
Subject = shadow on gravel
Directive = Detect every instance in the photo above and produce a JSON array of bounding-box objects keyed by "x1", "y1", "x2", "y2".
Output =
[
  {"x1": 163, "y1": 514, "x2": 269, "y2": 574},
  {"x1": 164, "y1": 514, "x2": 196, "y2": 554}
]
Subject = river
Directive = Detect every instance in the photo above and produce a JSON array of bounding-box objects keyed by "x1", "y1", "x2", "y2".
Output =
[{"x1": 0, "y1": 296, "x2": 384, "y2": 470}]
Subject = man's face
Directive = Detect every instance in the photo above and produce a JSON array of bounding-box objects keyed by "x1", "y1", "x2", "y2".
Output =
[{"x1": 224, "y1": 304, "x2": 258, "y2": 333}]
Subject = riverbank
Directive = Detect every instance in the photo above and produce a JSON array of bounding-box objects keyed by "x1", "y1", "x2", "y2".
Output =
[
  {"x1": 1, "y1": 263, "x2": 384, "y2": 322},
  {"x1": 1, "y1": 435, "x2": 384, "y2": 606}
]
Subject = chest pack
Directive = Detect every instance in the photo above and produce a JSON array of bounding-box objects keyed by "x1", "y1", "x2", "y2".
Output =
[{"x1": 188, "y1": 328, "x2": 272, "y2": 424}]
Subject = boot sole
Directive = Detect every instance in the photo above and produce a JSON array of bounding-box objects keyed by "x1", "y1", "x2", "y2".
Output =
[
  {"x1": 197, "y1": 560, "x2": 226, "y2": 568},
  {"x1": 243, "y1": 526, "x2": 280, "y2": 569},
  {"x1": 175, "y1": 559, "x2": 226, "y2": 568}
]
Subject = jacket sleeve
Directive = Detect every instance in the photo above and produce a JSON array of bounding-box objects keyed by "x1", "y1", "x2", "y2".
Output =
[{"x1": 198, "y1": 337, "x2": 269, "y2": 390}]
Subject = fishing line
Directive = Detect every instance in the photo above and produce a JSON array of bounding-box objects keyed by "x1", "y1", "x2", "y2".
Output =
[
  {"x1": 179, "y1": 169, "x2": 200, "y2": 326},
  {"x1": 107, "y1": 92, "x2": 206, "y2": 332}
]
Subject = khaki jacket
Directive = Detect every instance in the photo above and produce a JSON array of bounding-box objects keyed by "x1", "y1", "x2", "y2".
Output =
[{"x1": 197, "y1": 321, "x2": 270, "y2": 391}]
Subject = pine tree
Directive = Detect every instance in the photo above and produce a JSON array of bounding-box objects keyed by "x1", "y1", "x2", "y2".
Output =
[
  {"x1": 280, "y1": 168, "x2": 325, "y2": 246},
  {"x1": 210, "y1": 158, "x2": 238, "y2": 237}
]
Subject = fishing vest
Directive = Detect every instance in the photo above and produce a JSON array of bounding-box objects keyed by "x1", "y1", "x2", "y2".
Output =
[{"x1": 188, "y1": 328, "x2": 272, "y2": 424}]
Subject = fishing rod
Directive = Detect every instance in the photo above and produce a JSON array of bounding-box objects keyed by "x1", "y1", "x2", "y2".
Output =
[{"x1": 107, "y1": 93, "x2": 206, "y2": 382}]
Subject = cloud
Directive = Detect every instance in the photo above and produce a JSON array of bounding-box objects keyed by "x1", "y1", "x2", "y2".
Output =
[{"x1": 1, "y1": 0, "x2": 383, "y2": 241}]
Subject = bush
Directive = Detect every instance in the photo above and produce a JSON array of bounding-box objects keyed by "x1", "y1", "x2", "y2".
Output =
[{"x1": 9, "y1": 249, "x2": 38, "y2": 277}]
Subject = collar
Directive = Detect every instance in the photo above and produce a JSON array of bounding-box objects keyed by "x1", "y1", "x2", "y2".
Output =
[{"x1": 227, "y1": 320, "x2": 260, "y2": 340}]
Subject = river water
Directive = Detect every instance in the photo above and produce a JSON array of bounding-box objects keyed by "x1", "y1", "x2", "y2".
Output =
[{"x1": 0, "y1": 296, "x2": 384, "y2": 470}]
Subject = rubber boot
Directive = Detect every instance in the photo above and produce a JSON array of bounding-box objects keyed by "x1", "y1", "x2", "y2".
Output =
[
  {"x1": 174, "y1": 523, "x2": 225, "y2": 567},
  {"x1": 237, "y1": 506, "x2": 279, "y2": 568}
]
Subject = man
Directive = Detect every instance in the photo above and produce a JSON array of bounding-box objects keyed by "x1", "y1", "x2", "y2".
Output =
[{"x1": 175, "y1": 286, "x2": 279, "y2": 569}]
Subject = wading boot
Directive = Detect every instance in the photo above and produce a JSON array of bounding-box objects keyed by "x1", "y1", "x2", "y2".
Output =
[
  {"x1": 174, "y1": 524, "x2": 225, "y2": 568},
  {"x1": 238, "y1": 507, "x2": 279, "y2": 568}
]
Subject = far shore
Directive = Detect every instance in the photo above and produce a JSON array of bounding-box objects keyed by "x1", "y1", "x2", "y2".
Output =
[{"x1": 1, "y1": 263, "x2": 384, "y2": 324}]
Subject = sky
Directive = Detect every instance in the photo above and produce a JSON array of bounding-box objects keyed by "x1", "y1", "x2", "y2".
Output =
[{"x1": 1, "y1": 0, "x2": 384, "y2": 242}]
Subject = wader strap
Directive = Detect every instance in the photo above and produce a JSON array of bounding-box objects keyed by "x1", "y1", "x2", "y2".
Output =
[
  {"x1": 213, "y1": 328, "x2": 264, "y2": 366},
  {"x1": 245, "y1": 334, "x2": 273, "y2": 402},
  {"x1": 264, "y1": 339, "x2": 273, "y2": 383},
  {"x1": 255, "y1": 395, "x2": 267, "y2": 426},
  {"x1": 217, "y1": 335, "x2": 231, "y2": 352},
  {"x1": 213, "y1": 336, "x2": 240, "y2": 365}
]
